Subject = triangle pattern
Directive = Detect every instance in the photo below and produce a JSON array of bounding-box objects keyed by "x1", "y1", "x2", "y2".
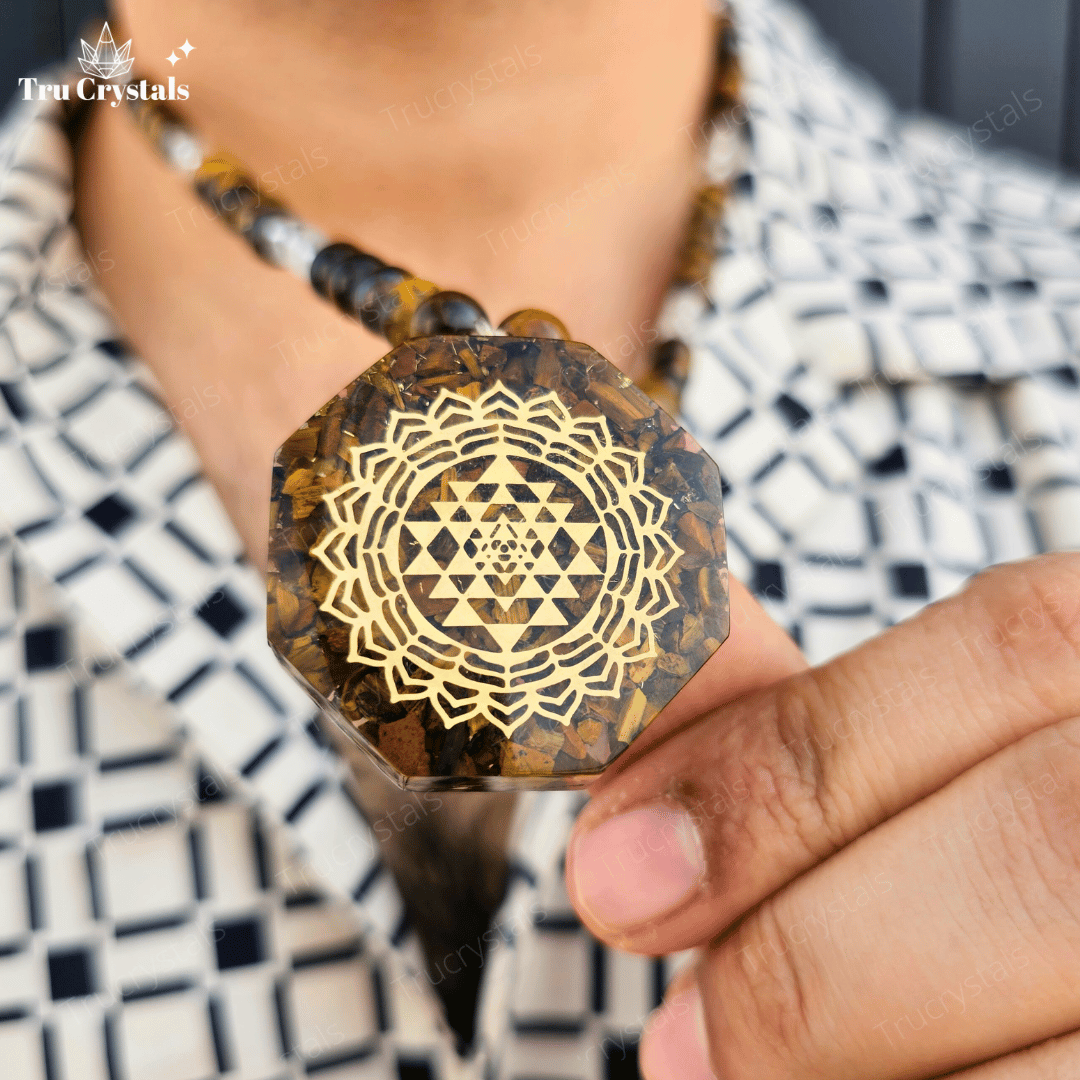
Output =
[{"x1": 403, "y1": 451, "x2": 606, "y2": 652}]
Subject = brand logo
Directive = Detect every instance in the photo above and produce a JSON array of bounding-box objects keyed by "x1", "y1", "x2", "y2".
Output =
[
  {"x1": 313, "y1": 383, "x2": 684, "y2": 737},
  {"x1": 78, "y1": 23, "x2": 134, "y2": 80},
  {"x1": 19, "y1": 22, "x2": 190, "y2": 106}
]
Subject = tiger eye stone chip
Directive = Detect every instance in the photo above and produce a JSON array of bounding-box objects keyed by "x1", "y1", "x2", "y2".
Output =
[{"x1": 268, "y1": 335, "x2": 729, "y2": 790}]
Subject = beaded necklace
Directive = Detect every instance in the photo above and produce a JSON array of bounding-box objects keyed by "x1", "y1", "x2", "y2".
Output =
[
  {"x1": 127, "y1": 11, "x2": 741, "y2": 413},
  {"x1": 124, "y1": 12, "x2": 742, "y2": 789}
]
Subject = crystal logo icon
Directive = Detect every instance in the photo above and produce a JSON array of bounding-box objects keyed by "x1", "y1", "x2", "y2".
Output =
[
  {"x1": 78, "y1": 23, "x2": 135, "y2": 80},
  {"x1": 312, "y1": 384, "x2": 685, "y2": 737}
]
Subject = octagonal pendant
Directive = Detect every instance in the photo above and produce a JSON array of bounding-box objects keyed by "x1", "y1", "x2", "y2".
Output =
[{"x1": 268, "y1": 335, "x2": 729, "y2": 789}]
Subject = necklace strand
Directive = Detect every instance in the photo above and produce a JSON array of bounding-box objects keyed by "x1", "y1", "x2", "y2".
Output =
[{"x1": 124, "y1": 7, "x2": 742, "y2": 417}]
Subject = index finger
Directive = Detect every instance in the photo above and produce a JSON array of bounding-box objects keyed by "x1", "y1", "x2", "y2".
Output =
[{"x1": 567, "y1": 553, "x2": 1080, "y2": 955}]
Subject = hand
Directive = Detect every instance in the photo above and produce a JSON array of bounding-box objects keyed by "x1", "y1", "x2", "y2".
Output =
[{"x1": 566, "y1": 554, "x2": 1080, "y2": 1079}]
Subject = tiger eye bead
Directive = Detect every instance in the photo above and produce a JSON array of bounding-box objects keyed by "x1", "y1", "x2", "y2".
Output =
[
  {"x1": 497, "y1": 309, "x2": 570, "y2": 340},
  {"x1": 673, "y1": 184, "x2": 727, "y2": 287},
  {"x1": 653, "y1": 338, "x2": 692, "y2": 381},
  {"x1": 310, "y1": 242, "x2": 357, "y2": 297},
  {"x1": 637, "y1": 339, "x2": 692, "y2": 417},
  {"x1": 331, "y1": 254, "x2": 385, "y2": 314},
  {"x1": 713, "y1": 18, "x2": 741, "y2": 111},
  {"x1": 226, "y1": 189, "x2": 278, "y2": 236},
  {"x1": 409, "y1": 291, "x2": 490, "y2": 340},
  {"x1": 310, "y1": 243, "x2": 381, "y2": 307},
  {"x1": 346, "y1": 265, "x2": 408, "y2": 332},
  {"x1": 195, "y1": 170, "x2": 271, "y2": 234},
  {"x1": 384, "y1": 278, "x2": 442, "y2": 345},
  {"x1": 351, "y1": 269, "x2": 442, "y2": 343},
  {"x1": 193, "y1": 152, "x2": 246, "y2": 193},
  {"x1": 193, "y1": 154, "x2": 269, "y2": 232}
]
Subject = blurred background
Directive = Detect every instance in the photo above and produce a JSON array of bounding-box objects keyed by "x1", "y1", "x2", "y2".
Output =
[{"x1": 1, "y1": 0, "x2": 1080, "y2": 169}]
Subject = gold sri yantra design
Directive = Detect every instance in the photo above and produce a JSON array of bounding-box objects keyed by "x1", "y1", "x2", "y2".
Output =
[{"x1": 313, "y1": 384, "x2": 684, "y2": 736}]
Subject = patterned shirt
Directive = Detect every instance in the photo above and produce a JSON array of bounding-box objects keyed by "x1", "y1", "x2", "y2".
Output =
[{"x1": 2, "y1": 1, "x2": 1080, "y2": 1078}]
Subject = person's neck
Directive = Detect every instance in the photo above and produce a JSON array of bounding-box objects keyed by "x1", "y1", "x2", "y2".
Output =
[
  {"x1": 139, "y1": 2, "x2": 708, "y2": 264},
  {"x1": 114, "y1": 0, "x2": 714, "y2": 341},
  {"x1": 76, "y1": 0, "x2": 716, "y2": 565}
]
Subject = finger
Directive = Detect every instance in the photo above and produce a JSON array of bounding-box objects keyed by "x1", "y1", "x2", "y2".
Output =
[
  {"x1": 673, "y1": 718, "x2": 1080, "y2": 1080},
  {"x1": 568, "y1": 553, "x2": 1080, "y2": 952},
  {"x1": 601, "y1": 575, "x2": 808, "y2": 777},
  {"x1": 942, "y1": 1027, "x2": 1080, "y2": 1078},
  {"x1": 639, "y1": 986, "x2": 714, "y2": 1080}
]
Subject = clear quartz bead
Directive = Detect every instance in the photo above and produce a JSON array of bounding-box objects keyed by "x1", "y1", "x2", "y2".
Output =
[
  {"x1": 250, "y1": 215, "x2": 329, "y2": 279},
  {"x1": 159, "y1": 127, "x2": 205, "y2": 176},
  {"x1": 704, "y1": 126, "x2": 745, "y2": 184}
]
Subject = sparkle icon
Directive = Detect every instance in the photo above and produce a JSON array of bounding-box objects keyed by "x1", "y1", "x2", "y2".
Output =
[
  {"x1": 179, "y1": 40, "x2": 195, "y2": 57},
  {"x1": 78, "y1": 23, "x2": 135, "y2": 80},
  {"x1": 166, "y1": 52, "x2": 180, "y2": 66}
]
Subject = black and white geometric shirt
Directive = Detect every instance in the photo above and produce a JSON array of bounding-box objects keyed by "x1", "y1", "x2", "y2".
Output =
[{"x1": 2, "y1": 1, "x2": 1080, "y2": 1078}]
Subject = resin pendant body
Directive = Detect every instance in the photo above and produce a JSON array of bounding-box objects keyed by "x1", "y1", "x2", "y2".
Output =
[{"x1": 268, "y1": 336, "x2": 729, "y2": 789}]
